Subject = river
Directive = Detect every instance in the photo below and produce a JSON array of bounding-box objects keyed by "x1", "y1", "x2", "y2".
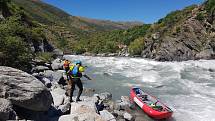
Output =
[{"x1": 64, "y1": 55, "x2": 215, "y2": 121}]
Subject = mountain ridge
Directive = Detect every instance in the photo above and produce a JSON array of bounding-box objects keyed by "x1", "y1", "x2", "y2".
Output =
[{"x1": 12, "y1": 0, "x2": 142, "y2": 31}]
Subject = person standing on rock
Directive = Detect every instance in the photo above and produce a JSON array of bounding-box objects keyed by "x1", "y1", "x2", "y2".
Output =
[
  {"x1": 63, "y1": 60, "x2": 71, "y2": 81},
  {"x1": 68, "y1": 60, "x2": 92, "y2": 102}
]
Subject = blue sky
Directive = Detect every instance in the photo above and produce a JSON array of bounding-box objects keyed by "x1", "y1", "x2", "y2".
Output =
[{"x1": 42, "y1": 0, "x2": 204, "y2": 24}]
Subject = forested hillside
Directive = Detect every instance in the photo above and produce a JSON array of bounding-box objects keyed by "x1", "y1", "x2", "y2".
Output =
[
  {"x1": 88, "y1": 0, "x2": 215, "y2": 61},
  {"x1": 0, "y1": 0, "x2": 56, "y2": 71},
  {"x1": 1, "y1": 0, "x2": 214, "y2": 70},
  {"x1": 11, "y1": 0, "x2": 142, "y2": 54}
]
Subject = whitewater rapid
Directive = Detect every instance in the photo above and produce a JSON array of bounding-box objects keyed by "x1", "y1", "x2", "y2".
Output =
[{"x1": 65, "y1": 55, "x2": 215, "y2": 121}]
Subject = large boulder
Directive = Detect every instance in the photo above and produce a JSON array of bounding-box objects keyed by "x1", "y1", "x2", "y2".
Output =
[
  {"x1": 69, "y1": 101, "x2": 104, "y2": 121},
  {"x1": 70, "y1": 96, "x2": 98, "y2": 114},
  {"x1": 0, "y1": 66, "x2": 53, "y2": 111},
  {"x1": 0, "y1": 98, "x2": 16, "y2": 121},
  {"x1": 49, "y1": 96, "x2": 104, "y2": 121}
]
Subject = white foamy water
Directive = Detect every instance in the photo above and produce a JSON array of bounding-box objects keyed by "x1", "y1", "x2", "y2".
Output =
[{"x1": 64, "y1": 55, "x2": 215, "y2": 121}]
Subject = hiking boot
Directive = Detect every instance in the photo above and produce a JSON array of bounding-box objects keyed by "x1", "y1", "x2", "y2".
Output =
[
  {"x1": 76, "y1": 98, "x2": 82, "y2": 102},
  {"x1": 70, "y1": 99, "x2": 74, "y2": 102}
]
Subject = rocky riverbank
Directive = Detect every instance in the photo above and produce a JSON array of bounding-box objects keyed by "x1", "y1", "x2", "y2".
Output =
[{"x1": 0, "y1": 56, "x2": 144, "y2": 121}]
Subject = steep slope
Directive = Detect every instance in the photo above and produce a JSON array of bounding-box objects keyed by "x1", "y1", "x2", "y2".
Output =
[
  {"x1": 86, "y1": 0, "x2": 215, "y2": 61},
  {"x1": 0, "y1": 0, "x2": 55, "y2": 71},
  {"x1": 141, "y1": 1, "x2": 215, "y2": 61}
]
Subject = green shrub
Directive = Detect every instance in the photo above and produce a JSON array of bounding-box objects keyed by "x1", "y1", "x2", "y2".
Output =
[
  {"x1": 206, "y1": 0, "x2": 215, "y2": 13},
  {"x1": 196, "y1": 12, "x2": 205, "y2": 21},
  {"x1": 35, "y1": 52, "x2": 54, "y2": 62},
  {"x1": 73, "y1": 44, "x2": 86, "y2": 54},
  {"x1": 176, "y1": 26, "x2": 181, "y2": 33},
  {"x1": 0, "y1": 36, "x2": 32, "y2": 71},
  {"x1": 128, "y1": 37, "x2": 145, "y2": 55}
]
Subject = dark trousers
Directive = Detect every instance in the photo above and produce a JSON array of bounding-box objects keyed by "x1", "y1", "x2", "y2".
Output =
[
  {"x1": 65, "y1": 67, "x2": 70, "y2": 81},
  {"x1": 69, "y1": 78, "x2": 83, "y2": 101}
]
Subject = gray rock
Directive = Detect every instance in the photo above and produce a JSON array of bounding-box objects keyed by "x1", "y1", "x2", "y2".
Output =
[
  {"x1": 123, "y1": 112, "x2": 133, "y2": 121},
  {"x1": 55, "y1": 113, "x2": 104, "y2": 121},
  {"x1": 32, "y1": 59, "x2": 47, "y2": 66},
  {"x1": 70, "y1": 97, "x2": 97, "y2": 114},
  {"x1": 51, "y1": 58, "x2": 63, "y2": 70},
  {"x1": 0, "y1": 98, "x2": 16, "y2": 121},
  {"x1": 118, "y1": 119, "x2": 126, "y2": 121},
  {"x1": 32, "y1": 66, "x2": 49, "y2": 73},
  {"x1": 135, "y1": 117, "x2": 148, "y2": 121},
  {"x1": 53, "y1": 49, "x2": 64, "y2": 58},
  {"x1": 209, "y1": 68, "x2": 215, "y2": 72},
  {"x1": 32, "y1": 73, "x2": 39, "y2": 77},
  {"x1": 108, "y1": 53, "x2": 118, "y2": 57},
  {"x1": 196, "y1": 49, "x2": 215, "y2": 59},
  {"x1": 99, "y1": 110, "x2": 116, "y2": 121},
  {"x1": 83, "y1": 88, "x2": 95, "y2": 95},
  {"x1": 97, "y1": 53, "x2": 107, "y2": 57},
  {"x1": 42, "y1": 77, "x2": 52, "y2": 88},
  {"x1": 120, "y1": 96, "x2": 131, "y2": 110},
  {"x1": 43, "y1": 70, "x2": 65, "y2": 83},
  {"x1": 115, "y1": 96, "x2": 131, "y2": 110},
  {"x1": 0, "y1": 66, "x2": 53, "y2": 111},
  {"x1": 151, "y1": 32, "x2": 160, "y2": 40},
  {"x1": 58, "y1": 102, "x2": 71, "y2": 114},
  {"x1": 0, "y1": 14, "x2": 5, "y2": 20},
  {"x1": 43, "y1": 70, "x2": 55, "y2": 80},
  {"x1": 94, "y1": 92, "x2": 112, "y2": 101},
  {"x1": 82, "y1": 52, "x2": 94, "y2": 56},
  {"x1": 68, "y1": 97, "x2": 104, "y2": 121},
  {"x1": 51, "y1": 88, "x2": 66, "y2": 107},
  {"x1": 105, "y1": 100, "x2": 115, "y2": 111},
  {"x1": 54, "y1": 70, "x2": 64, "y2": 82},
  {"x1": 113, "y1": 110, "x2": 124, "y2": 117}
]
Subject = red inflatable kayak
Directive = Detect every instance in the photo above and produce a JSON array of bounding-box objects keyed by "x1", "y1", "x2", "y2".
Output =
[{"x1": 130, "y1": 87, "x2": 173, "y2": 120}]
